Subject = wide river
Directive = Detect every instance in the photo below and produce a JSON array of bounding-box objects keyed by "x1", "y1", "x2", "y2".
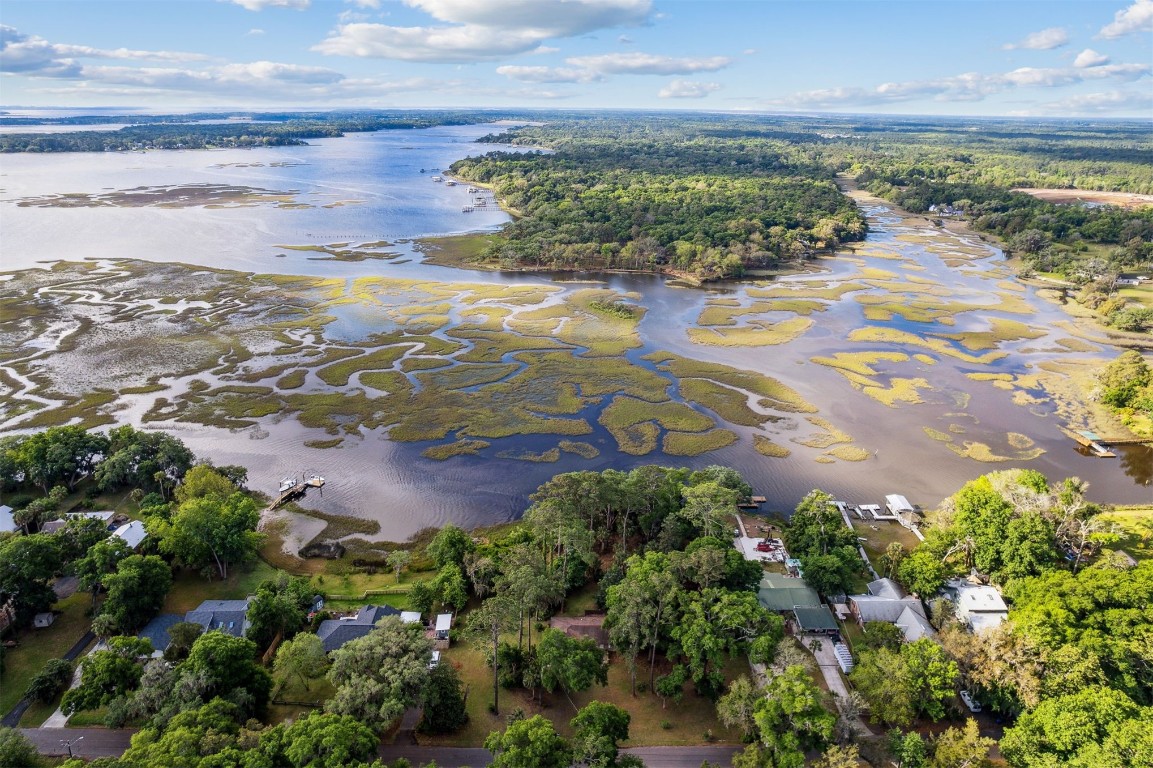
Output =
[{"x1": 1, "y1": 123, "x2": 1148, "y2": 540}]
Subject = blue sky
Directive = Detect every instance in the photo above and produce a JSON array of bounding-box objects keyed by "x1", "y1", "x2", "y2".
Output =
[{"x1": 1, "y1": 0, "x2": 1150, "y2": 116}]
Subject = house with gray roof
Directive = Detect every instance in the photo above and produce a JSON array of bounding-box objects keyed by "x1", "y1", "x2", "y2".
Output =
[
  {"x1": 137, "y1": 613, "x2": 184, "y2": 656},
  {"x1": 185, "y1": 597, "x2": 254, "y2": 637},
  {"x1": 316, "y1": 605, "x2": 401, "y2": 653},
  {"x1": 848, "y1": 578, "x2": 934, "y2": 642}
]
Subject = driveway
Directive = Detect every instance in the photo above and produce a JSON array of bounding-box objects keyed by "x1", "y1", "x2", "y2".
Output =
[{"x1": 799, "y1": 633, "x2": 873, "y2": 738}]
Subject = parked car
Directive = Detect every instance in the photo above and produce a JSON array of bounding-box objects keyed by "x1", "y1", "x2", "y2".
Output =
[
  {"x1": 755, "y1": 540, "x2": 776, "y2": 552},
  {"x1": 960, "y1": 690, "x2": 982, "y2": 713}
]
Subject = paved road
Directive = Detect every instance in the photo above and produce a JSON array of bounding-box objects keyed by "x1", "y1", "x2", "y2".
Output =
[
  {"x1": 23, "y1": 728, "x2": 739, "y2": 766},
  {"x1": 1, "y1": 630, "x2": 95, "y2": 728},
  {"x1": 21, "y1": 728, "x2": 133, "y2": 758}
]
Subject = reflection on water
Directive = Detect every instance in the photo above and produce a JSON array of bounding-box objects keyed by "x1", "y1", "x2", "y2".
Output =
[
  {"x1": 2, "y1": 123, "x2": 1150, "y2": 541},
  {"x1": 1116, "y1": 445, "x2": 1153, "y2": 486}
]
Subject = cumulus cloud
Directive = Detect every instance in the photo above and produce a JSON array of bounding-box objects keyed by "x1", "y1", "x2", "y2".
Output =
[
  {"x1": 771, "y1": 61, "x2": 1150, "y2": 109},
  {"x1": 1003, "y1": 26, "x2": 1069, "y2": 50},
  {"x1": 0, "y1": 25, "x2": 209, "y2": 78},
  {"x1": 1073, "y1": 48, "x2": 1110, "y2": 67},
  {"x1": 565, "y1": 51, "x2": 730, "y2": 75},
  {"x1": 0, "y1": 25, "x2": 477, "y2": 103},
  {"x1": 495, "y1": 65, "x2": 603, "y2": 83},
  {"x1": 658, "y1": 79, "x2": 720, "y2": 98},
  {"x1": 403, "y1": 0, "x2": 650, "y2": 36},
  {"x1": 315, "y1": 0, "x2": 651, "y2": 63},
  {"x1": 246, "y1": 28, "x2": 266, "y2": 36},
  {"x1": 314, "y1": 23, "x2": 546, "y2": 61},
  {"x1": 226, "y1": 0, "x2": 309, "y2": 10},
  {"x1": 1099, "y1": 0, "x2": 1153, "y2": 38}
]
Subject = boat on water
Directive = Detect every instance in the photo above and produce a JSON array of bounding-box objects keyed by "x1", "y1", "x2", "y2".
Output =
[
  {"x1": 431, "y1": 176, "x2": 443, "y2": 182},
  {"x1": 445, "y1": 180, "x2": 457, "y2": 186},
  {"x1": 279, "y1": 476, "x2": 298, "y2": 493}
]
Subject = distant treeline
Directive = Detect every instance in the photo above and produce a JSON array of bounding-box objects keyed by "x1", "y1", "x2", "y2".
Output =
[
  {"x1": 0, "y1": 111, "x2": 486, "y2": 153},
  {"x1": 451, "y1": 117, "x2": 867, "y2": 280}
]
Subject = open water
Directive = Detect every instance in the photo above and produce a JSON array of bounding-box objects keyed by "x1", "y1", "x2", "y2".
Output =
[{"x1": 1, "y1": 123, "x2": 1148, "y2": 540}]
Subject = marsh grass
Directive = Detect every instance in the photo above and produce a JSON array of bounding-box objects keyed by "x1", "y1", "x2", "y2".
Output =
[
  {"x1": 662, "y1": 428, "x2": 738, "y2": 456},
  {"x1": 558, "y1": 440, "x2": 600, "y2": 458},
  {"x1": 646, "y1": 352, "x2": 816, "y2": 413},
  {"x1": 753, "y1": 434, "x2": 791, "y2": 458},
  {"x1": 678, "y1": 379, "x2": 775, "y2": 427},
  {"x1": 423, "y1": 439, "x2": 491, "y2": 460},
  {"x1": 687, "y1": 317, "x2": 813, "y2": 347},
  {"x1": 599, "y1": 396, "x2": 715, "y2": 433}
]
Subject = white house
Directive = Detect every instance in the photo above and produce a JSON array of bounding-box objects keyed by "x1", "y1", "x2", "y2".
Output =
[
  {"x1": 112, "y1": 520, "x2": 148, "y2": 550},
  {"x1": 944, "y1": 578, "x2": 1008, "y2": 633},
  {"x1": 0, "y1": 505, "x2": 17, "y2": 534}
]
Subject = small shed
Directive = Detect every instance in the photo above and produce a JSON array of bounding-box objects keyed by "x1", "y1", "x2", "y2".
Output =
[
  {"x1": 793, "y1": 606, "x2": 839, "y2": 635},
  {"x1": 33, "y1": 612, "x2": 56, "y2": 628},
  {"x1": 400, "y1": 611, "x2": 423, "y2": 624},
  {"x1": 434, "y1": 613, "x2": 453, "y2": 650},
  {"x1": 549, "y1": 614, "x2": 609, "y2": 649},
  {"x1": 429, "y1": 650, "x2": 441, "y2": 669}
]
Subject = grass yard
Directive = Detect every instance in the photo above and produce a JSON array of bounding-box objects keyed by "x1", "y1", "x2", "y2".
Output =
[
  {"x1": 162, "y1": 561, "x2": 279, "y2": 615},
  {"x1": 851, "y1": 517, "x2": 923, "y2": 575},
  {"x1": 0, "y1": 592, "x2": 95, "y2": 721},
  {"x1": 1097, "y1": 506, "x2": 1153, "y2": 562},
  {"x1": 417, "y1": 637, "x2": 746, "y2": 748}
]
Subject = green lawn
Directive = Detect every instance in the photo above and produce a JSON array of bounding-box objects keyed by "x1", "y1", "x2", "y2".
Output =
[
  {"x1": 1097, "y1": 507, "x2": 1153, "y2": 562},
  {"x1": 0, "y1": 592, "x2": 94, "y2": 721},
  {"x1": 163, "y1": 561, "x2": 279, "y2": 615},
  {"x1": 416, "y1": 636, "x2": 745, "y2": 748},
  {"x1": 852, "y1": 518, "x2": 922, "y2": 575}
]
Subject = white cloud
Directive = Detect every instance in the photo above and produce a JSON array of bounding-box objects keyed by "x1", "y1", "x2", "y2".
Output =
[
  {"x1": 658, "y1": 79, "x2": 720, "y2": 98},
  {"x1": 315, "y1": 0, "x2": 651, "y2": 63},
  {"x1": 346, "y1": 0, "x2": 380, "y2": 7},
  {"x1": 246, "y1": 28, "x2": 266, "y2": 36},
  {"x1": 0, "y1": 25, "x2": 482, "y2": 104},
  {"x1": 1003, "y1": 26, "x2": 1069, "y2": 50},
  {"x1": 0, "y1": 26, "x2": 209, "y2": 78},
  {"x1": 742, "y1": 48, "x2": 757, "y2": 56},
  {"x1": 403, "y1": 0, "x2": 650, "y2": 37},
  {"x1": 496, "y1": 65, "x2": 602, "y2": 83},
  {"x1": 1099, "y1": 0, "x2": 1153, "y2": 38},
  {"x1": 772, "y1": 61, "x2": 1151, "y2": 108},
  {"x1": 1073, "y1": 48, "x2": 1110, "y2": 68},
  {"x1": 226, "y1": 0, "x2": 309, "y2": 10},
  {"x1": 565, "y1": 51, "x2": 730, "y2": 75},
  {"x1": 314, "y1": 23, "x2": 546, "y2": 62},
  {"x1": 1037, "y1": 89, "x2": 1153, "y2": 114}
]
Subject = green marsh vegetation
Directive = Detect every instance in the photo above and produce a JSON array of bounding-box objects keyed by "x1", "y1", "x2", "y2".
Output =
[{"x1": 1, "y1": 259, "x2": 861, "y2": 466}]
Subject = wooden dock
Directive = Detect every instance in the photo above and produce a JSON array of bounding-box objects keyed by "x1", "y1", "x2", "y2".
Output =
[
  {"x1": 1074, "y1": 431, "x2": 1118, "y2": 457},
  {"x1": 271, "y1": 475, "x2": 325, "y2": 509}
]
